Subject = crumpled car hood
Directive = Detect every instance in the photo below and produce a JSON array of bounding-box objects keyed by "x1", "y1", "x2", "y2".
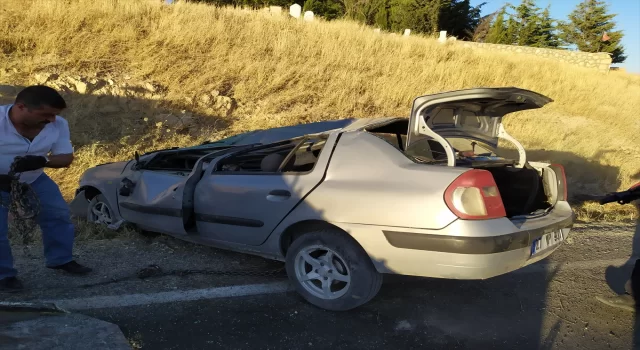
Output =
[{"x1": 80, "y1": 160, "x2": 129, "y2": 182}]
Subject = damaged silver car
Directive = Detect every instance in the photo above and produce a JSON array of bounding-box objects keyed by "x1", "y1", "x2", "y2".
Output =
[{"x1": 70, "y1": 87, "x2": 575, "y2": 311}]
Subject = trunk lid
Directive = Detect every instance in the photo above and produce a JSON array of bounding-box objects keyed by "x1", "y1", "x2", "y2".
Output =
[{"x1": 406, "y1": 87, "x2": 552, "y2": 166}]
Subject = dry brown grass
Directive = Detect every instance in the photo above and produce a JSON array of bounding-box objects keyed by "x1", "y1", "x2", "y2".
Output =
[{"x1": 0, "y1": 0, "x2": 639, "y2": 223}]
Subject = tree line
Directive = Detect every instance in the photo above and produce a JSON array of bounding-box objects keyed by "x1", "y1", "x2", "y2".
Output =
[
  {"x1": 190, "y1": 0, "x2": 626, "y2": 63},
  {"x1": 478, "y1": 0, "x2": 625, "y2": 63}
]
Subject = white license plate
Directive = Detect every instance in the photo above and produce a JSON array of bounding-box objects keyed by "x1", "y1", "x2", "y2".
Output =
[{"x1": 531, "y1": 230, "x2": 564, "y2": 256}]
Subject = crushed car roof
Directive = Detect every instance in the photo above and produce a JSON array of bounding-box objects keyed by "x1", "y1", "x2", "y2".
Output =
[
  {"x1": 230, "y1": 119, "x2": 357, "y2": 145},
  {"x1": 191, "y1": 117, "x2": 402, "y2": 149}
]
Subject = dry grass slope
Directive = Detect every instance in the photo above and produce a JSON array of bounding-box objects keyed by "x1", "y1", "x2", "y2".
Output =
[{"x1": 0, "y1": 0, "x2": 639, "y2": 223}]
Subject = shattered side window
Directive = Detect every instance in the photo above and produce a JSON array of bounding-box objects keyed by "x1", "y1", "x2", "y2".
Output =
[
  {"x1": 213, "y1": 136, "x2": 328, "y2": 174},
  {"x1": 215, "y1": 142, "x2": 297, "y2": 173},
  {"x1": 281, "y1": 137, "x2": 327, "y2": 173}
]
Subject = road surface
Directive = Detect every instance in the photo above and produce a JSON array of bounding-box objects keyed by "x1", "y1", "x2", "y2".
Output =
[{"x1": 2, "y1": 222, "x2": 639, "y2": 349}]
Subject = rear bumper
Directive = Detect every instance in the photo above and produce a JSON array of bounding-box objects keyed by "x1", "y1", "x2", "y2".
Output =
[
  {"x1": 382, "y1": 210, "x2": 574, "y2": 255},
  {"x1": 335, "y1": 201, "x2": 575, "y2": 280}
]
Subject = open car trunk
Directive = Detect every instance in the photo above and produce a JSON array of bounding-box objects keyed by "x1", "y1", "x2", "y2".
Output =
[
  {"x1": 368, "y1": 87, "x2": 564, "y2": 219},
  {"x1": 405, "y1": 88, "x2": 561, "y2": 218}
]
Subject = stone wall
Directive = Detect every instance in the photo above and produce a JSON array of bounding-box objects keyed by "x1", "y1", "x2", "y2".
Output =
[{"x1": 458, "y1": 41, "x2": 612, "y2": 73}]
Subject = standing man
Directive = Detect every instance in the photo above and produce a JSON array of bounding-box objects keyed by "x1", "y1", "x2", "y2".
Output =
[{"x1": 0, "y1": 85, "x2": 92, "y2": 292}]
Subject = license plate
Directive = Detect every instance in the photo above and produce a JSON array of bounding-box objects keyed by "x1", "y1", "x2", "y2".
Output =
[{"x1": 531, "y1": 230, "x2": 564, "y2": 256}]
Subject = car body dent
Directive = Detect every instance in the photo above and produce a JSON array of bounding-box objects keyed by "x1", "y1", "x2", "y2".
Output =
[
  {"x1": 116, "y1": 169, "x2": 189, "y2": 235},
  {"x1": 70, "y1": 160, "x2": 130, "y2": 222},
  {"x1": 114, "y1": 149, "x2": 229, "y2": 235}
]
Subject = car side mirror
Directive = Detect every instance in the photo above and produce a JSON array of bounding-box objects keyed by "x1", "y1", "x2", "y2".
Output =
[{"x1": 132, "y1": 151, "x2": 143, "y2": 170}]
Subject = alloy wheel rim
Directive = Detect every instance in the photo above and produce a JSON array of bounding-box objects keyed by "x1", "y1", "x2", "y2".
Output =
[
  {"x1": 294, "y1": 245, "x2": 351, "y2": 300},
  {"x1": 90, "y1": 201, "x2": 113, "y2": 225}
]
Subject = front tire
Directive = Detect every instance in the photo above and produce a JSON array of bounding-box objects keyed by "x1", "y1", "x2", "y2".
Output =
[
  {"x1": 87, "y1": 194, "x2": 115, "y2": 226},
  {"x1": 285, "y1": 229, "x2": 382, "y2": 311}
]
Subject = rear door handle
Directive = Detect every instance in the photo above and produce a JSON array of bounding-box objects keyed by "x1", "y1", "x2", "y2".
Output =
[{"x1": 267, "y1": 190, "x2": 291, "y2": 201}]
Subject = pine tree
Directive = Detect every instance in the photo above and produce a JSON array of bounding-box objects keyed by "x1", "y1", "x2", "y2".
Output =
[
  {"x1": 485, "y1": 6, "x2": 507, "y2": 44},
  {"x1": 303, "y1": 0, "x2": 345, "y2": 20},
  {"x1": 486, "y1": 1, "x2": 559, "y2": 48},
  {"x1": 438, "y1": 0, "x2": 484, "y2": 40},
  {"x1": 344, "y1": 0, "x2": 379, "y2": 24},
  {"x1": 504, "y1": 16, "x2": 518, "y2": 45},
  {"x1": 471, "y1": 11, "x2": 495, "y2": 42},
  {"x1": 403, "y1": 0, "x2": 441, "y2": 34},
  {"x1": 532, "y1": 6, "x2": 559, "y2": 48},
  {"x1": 372, "y1": 0, "x2": 392, "y2": 30},
  {"x1": 372, "y1": 0, "x2": 419, "y2": 32},
  {"x1": 511, "y1": 0, "x2": 541, "y2": 46},
  {"x1": 559, "y1": 0, "x2": 626, "y2": 63}
]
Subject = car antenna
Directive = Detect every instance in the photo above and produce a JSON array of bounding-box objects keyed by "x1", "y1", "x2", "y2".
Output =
[{"x1": 134, "y1": 151, "x2": 140, "y2": 164}]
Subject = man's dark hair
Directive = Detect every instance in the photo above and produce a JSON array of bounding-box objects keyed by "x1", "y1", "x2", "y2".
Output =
[{"x1": 15, "y1": 85, "x2": 67, "y2": 110}]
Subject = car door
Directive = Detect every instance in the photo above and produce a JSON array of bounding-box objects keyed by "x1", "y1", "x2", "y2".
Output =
[
  {"x1": 193, "y1": 134, "x2": 335, "y2": 246},
  {"x1": 116, "y1": 164, "x2": 191, "y2": 236},
  {"x1": 115, "y1": 148, "x2": 225, "y2": 236}
]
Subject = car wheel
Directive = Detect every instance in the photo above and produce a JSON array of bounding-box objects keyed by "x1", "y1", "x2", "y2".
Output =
[
  {"x1": 285, "y1": 229, "x2": 383, "y2": 311},
  {"x1": 87, "y1": 194, "x2": 114, "y2": 226}
]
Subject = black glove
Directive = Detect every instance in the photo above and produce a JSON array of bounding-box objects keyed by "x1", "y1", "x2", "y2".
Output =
[
  {"x1": 0, "y1": 174, "x2": 12, "y2": 192},
  {"x1": 12, "y1": 155, "x2": 48, "y2": 173}
]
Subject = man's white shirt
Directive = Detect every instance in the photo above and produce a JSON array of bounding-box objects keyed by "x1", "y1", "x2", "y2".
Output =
[{"x1": 0, "y1": 104, "x2": 73, "y2": 183}]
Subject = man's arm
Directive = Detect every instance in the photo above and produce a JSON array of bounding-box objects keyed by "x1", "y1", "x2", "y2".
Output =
[
  {"x1": 46, "y1": 154, "x2": 74, "y2": 168},
  {"x1": 48, "y1": 118, "x2": 75, "y2": 168}
]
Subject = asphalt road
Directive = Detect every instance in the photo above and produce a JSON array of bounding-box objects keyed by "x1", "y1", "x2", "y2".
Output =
[{"x1": 3, "y1": 222, "x2": 640, "y2": 350}]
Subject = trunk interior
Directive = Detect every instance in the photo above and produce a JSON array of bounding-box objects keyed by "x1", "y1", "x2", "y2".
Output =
[{"x1": 477, "y1": 165, "x2": 552, "y2": 218}]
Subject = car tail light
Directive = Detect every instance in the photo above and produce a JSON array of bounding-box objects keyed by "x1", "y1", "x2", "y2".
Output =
[
  {"x1": 550, "y1": 164, "x2": 568, "y2": 201},
  {"x1": 444, "y1": 169, "x2": 506, "y2": 220}
]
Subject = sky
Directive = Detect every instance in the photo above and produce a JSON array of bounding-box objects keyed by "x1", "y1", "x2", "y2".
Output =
[{"x1": 470, "y1": 0, "x2": 640, "y2": 73}]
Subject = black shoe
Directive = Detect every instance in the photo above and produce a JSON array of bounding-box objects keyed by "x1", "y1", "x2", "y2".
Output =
[
  {"x1": 0, "y1": 277, "x2": 24, "y2": 292},
  {"x1": 48, "y1": 260, "x2": 92, "y2": 275}
]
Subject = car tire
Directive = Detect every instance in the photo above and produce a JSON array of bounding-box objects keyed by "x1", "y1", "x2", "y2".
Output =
[
  {"x1": 285, "y1": 229, "x2": 383, "y2": 311},
  {"x1": 87, "y1": 194, "x2": 115, "y2": 227}
]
